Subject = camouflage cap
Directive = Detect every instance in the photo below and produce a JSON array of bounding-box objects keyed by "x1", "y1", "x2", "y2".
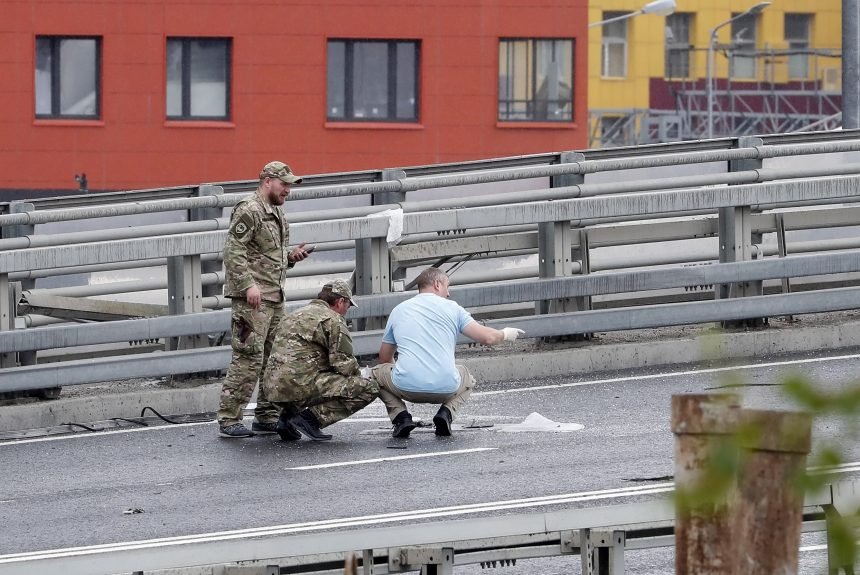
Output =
[
  {"x1": 322, "y1": 279, "x2": 357, "y2": 307},
  {"x1": 260, "y1": 161, "x2": 303, "y2": 184}
]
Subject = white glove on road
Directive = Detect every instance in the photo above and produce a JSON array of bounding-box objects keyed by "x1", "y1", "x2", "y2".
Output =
[
  {"x1": 501, "y1": 327, "x2": 525, "y2": 342},
  {"x1": 359, "y1": 366, "x2": 372, "y2": 379}
]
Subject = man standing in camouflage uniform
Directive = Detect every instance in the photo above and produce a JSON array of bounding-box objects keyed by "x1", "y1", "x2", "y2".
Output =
[
  {"x1": 217, "y1": 161, "x2": 311, "y2": 438},
  {"x1": 262, "y1": 279, "x2": 379, "y2": 441}
]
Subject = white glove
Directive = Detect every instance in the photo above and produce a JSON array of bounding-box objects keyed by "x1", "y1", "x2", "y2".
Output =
[
  {"x1": 359, "y1": 366, "x2": 372, "y2": 379},
  {"x1": 501, "y1": 327, "x2": 525, "y2": 342}
]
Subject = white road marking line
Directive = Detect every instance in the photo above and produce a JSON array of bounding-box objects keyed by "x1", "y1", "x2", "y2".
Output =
[
  {"x1": 800, "y1": 541, "x2": 860, "y2": 552},
  {"x1": 473, "y1": 351, "x2": 860, "y2": 396},
  {"x1": 286, "y1": 447, "x2": 497, "y2": 470},
  {"x1": 3, "y1": 351, "x2": 860, "y2": 447},
  {"x1": 810, "y1": 461, "x2": 860, "y2": 474},
  {"x1": 0, "y1": 483, "x2": 674, "y2": 560},
  {"x1": 5, "y1": 475, "x2": 858, "y2": 561}
]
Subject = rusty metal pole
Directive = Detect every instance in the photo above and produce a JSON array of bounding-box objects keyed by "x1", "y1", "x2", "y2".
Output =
[
  {"x1": 672, "y1": 394, "x2": 741, "y2": 575},
  {"x1": 732, "y1": 409, "x2": 812, "y2": 575}
]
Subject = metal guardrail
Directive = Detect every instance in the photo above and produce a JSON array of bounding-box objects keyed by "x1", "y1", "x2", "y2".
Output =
[
  {"x1": 2, "y1": 131, "x2": 860, "y2": 388},
  {"x1": 3, "y1": 250, "x2": 860, "y2": 354},
  {"x1": 5, "y1": 161, "x2": 860, "y2": 253},
  {"x1": 2, "y1": 174, "x2": 860, "y2": 273},
  {"x1": 3, "y1": 129, "x2": 860, "y2": 215},
  {"x1": 4, "y1": 286, "x2": 860, "y2": 391},
  {"x1": 0, "y1": 480, "x2": 854, "y2": 575},
  {"x1": 4, "y1": 136, "x2": 860, "y2": 231}
]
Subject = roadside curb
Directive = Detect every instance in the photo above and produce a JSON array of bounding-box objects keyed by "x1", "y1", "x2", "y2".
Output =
[
  {"x1": 3, "y1": 318, "x2": 860, "y2": 433},
  {"x1": 466, "y1": 318, "x2": 860, "y2": 381},
  {"x1": 0, "y1": 384, "x2": 222, "y2": 434}
]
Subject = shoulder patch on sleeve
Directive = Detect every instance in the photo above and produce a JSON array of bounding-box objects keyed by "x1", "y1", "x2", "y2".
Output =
[{"x1": 230, "y1": 212, "x2": 255, "y2": 240}]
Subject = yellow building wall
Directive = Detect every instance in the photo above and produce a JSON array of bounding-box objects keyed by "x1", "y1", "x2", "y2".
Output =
[
  {"x1": 588, "y1": 0, "x2": 842, "y2": 112},
  {"x1": 588, "y1": 0, "x2": 667, "y2": 111}
]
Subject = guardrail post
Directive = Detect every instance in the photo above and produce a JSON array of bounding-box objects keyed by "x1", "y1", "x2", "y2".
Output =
[
  {"x1": 389, "y1": 546, "x2": 453, "y2": 575},
  {"x1": 537, "y1": 220, "x2": 573, "y2": 312},
  {"x1": 579, "y1": 528, "x2": 595, "y2": 575},
  {"x1": 672, "y1": 393, "x2": 741, "y2": 575},
  {"x1": 372, "y1": 168, "x2": 407, "y2": 207},
  {"x1": 355, "y1": 169, "x2": 403, "y2": 330},
  {"x1": 1, "y1": 202, "x2": 35, "y2": 248},
  {"x1": 539, "y1": 151, "x2": 588, "y2": 317},
  {"x1": 420, "y1": 555, "x2": 453, "y2": 575},
  {"x1": 733, "y1": 409, "x2": 812, "y2": 575},
  {"x1": 0, "y1": 272, "x2": 14, "y2": 368},
  {"x1": 362, "y1": 549, "x2": 374, "y2": 575},
  {"x1": 824, "y1": 481, "x2": 860, "y2": 574},
  {"x1": 9, "y1": 281, "x2": 35, "y2": 368},
  {"x1": 217, "y1": 566, "x2": 279, "y2": 575},
  {"x1": 166, "y1": 254, "x2": 206, "y2": 352},
  {"x1": 578, "y1": 528, "x2": 624, "y2": 575},
  {"x1": 588, "y1": 529, "x2": 625, "y2": 575},
  {"x1": 774, "y1": 213, "x2": 794, "y2": 322},
  {"x1": 190, "y1": 185, "x2": 224, "y2": 300},
  {"x1": 720, "y1": 137, "x2": 765, "y2": 328},
  {"x1": 0, "y1": 203, "x2": 36, "y2": 369}
]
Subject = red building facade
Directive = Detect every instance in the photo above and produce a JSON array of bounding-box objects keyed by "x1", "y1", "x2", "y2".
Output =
[{"x1": 1, "y1": 0, "x2": 588, "y2": 195}]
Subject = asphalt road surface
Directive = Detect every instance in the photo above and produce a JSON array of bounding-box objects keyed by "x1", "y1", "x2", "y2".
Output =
[{"x1": 2, "y1": 349, "x2": 859, "y2": 574}]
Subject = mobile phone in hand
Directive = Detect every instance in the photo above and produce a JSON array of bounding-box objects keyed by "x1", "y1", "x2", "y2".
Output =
[{"x1": 304, "y1": 244, "x2": 316, "y2": 254}]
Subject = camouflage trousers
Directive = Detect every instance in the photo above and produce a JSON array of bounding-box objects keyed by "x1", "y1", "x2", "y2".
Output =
[
  {"x1": 217, "y1": 298, "x2": 284, "y2": 426},
  {"x1": 373, "y1": 363, "x2": 475, "y2": 422},
  {"x1": 267, "y1": 372, "x2": 379, "y2": 428}
]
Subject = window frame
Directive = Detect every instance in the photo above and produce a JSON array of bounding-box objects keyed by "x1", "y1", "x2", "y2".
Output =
[
  {"x1": 497, "y1": 37, "x2": 575, "y2": 123},
  {"x1": 665, "y1": 13, "x2": 693, "y2": 79},
  {"x1": 601, "y1": 13, "x2": 629, "y2": 78},
  {"x1": 326, "y1": 38, "x2": 420, "y2": 123},
  {"x1": 729, "y1": 12, "x2": 759, "y2": 80},
  {"x1": 34, "y1": 35, "x2": 102, "y2": 120},
  {"x1": 785, "y1": 13, "x2": 812, "y2": 80},
  {"x1": 165, "y1": 37, "x2": 232, "y2": 122}
]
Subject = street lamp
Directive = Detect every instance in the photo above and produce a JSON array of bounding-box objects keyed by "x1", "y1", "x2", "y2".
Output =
[
  {"x1": 588, "y1": 0, "x2": 676, "y2": 28},
  {"x1": 706, "y1": 2, "x2": 771, "y2": 138}
]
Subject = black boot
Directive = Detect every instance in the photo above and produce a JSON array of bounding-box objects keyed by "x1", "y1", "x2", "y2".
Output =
[
  {"x1": 433, "y1": 406, "x2": 452, "y2": 436},
  {"x1": 275, "y1": 409, "x2": 301, "y2": 441},
  {"x1": 291, "y1": 409, "x2": 333, "y2": 441},
  {"x1": 391, "y1": 411, "x2": 416, "y2": 438}
]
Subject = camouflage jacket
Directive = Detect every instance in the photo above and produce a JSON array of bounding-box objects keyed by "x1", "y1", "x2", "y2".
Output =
[
  {"x1": 266, "y1": 300, "x2": 360, "y2": 384},
  {"x1": 222, "y1": 191, "x2": 293, "y2": 302}
]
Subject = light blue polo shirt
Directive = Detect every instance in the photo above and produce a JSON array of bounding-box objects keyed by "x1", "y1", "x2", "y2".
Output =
[{"x1": 381, "y1": 293, "x2": 474, "y2": 394}]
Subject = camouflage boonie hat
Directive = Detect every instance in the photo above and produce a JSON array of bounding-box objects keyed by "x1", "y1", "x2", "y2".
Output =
[
  {"x1": 260, "y1": 161, "x2": 303, "y2": 184},
  {"x1": 322, "y1": 279, "x2": 357, "y2": 307}
]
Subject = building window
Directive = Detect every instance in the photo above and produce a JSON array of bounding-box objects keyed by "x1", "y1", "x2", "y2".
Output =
[
  {"x1": 665, "y1": 13, "x2": 692, "y2": 78},
  {"x1": 785, "y1": 13, "x2": 812, "y2": 79},
  {"x1": 601, "y1": 13, "x2": 628, "y2": 78},
  {"x1": 730, "y1": 12, "x2": 759, "y2": 79},
  {"x1": 35, "y1": 36, "x2": 101, "y2": 119},
  {"x1": 166, "y1": 38, "x2": 231, "y2": 120},
  {"x1": 327, "y1": 39, "x2": 419, "y2": 122},
  {"x1": 498, "y1": 38, "x2": 574, "y2": 122}
]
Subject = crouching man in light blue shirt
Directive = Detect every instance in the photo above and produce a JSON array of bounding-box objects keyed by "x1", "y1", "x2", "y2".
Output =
[{"x1": 373, "y1": 267, "x2": 525, "y2": 438}]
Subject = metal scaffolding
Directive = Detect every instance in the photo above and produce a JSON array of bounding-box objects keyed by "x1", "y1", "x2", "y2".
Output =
[{"x1": 590, "y1": 47, "x2": 843, "y2": 148}]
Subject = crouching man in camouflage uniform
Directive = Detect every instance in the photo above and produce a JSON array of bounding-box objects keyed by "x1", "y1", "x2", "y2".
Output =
[{"x1": 262, "y1": 279, "x2": 379, "y2": 441}]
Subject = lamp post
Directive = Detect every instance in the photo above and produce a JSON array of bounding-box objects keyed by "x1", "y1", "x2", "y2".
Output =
[
  {"x1": 706, "y1": 2, "x2": 771, "y2": 138},
  {"x1": 588, "y1": 0, "x2": 676, "y2": 28}
]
